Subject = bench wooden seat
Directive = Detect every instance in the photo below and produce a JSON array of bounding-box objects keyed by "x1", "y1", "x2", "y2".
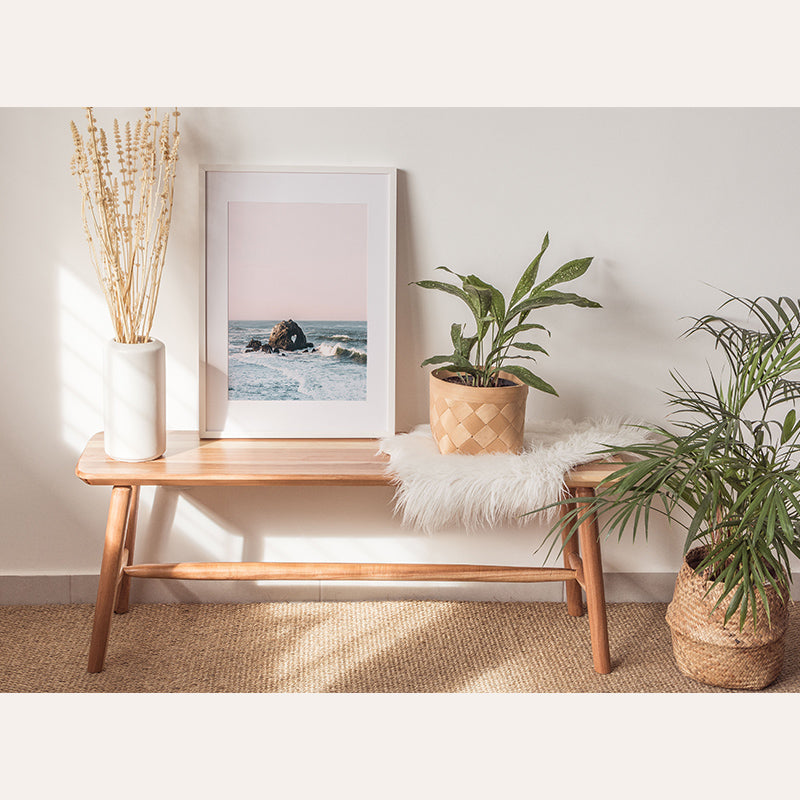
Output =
[{"x1": 76, "y1": 431, "x2": 620, "y2": 675}]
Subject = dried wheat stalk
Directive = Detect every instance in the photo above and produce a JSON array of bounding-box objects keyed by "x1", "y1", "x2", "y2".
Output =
[{"x1": 70, "y1": 107, "x2": 180, "y2": 343}]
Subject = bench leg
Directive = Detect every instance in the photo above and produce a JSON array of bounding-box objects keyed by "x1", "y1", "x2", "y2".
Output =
[
  {"x1": 114, "y1": 485, "x2": 140, "y2": 614},
  {"x1": 88, "y1": 485, "x2": 132, "y2": 673},
  {"x1": 560, "y1": 492, "x2": 584, "y2": 617},
  {"x1": 576, "y1": 487, "x2": 611, "y2": 674}
]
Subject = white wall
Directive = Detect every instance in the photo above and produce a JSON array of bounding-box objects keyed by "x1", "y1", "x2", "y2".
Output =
[{"x1": 2, "y1": 107, "x2": 799, "y2": 602}]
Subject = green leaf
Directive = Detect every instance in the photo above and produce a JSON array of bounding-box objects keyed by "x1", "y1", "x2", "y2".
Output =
[
  {"x1": 420, "y1": 354, "x2": 460, "y2": 367},
  {"x1": 775, "y1": 499, "x2": 793, "y2": 545},
  {"x1": 412, "y1": 279, "x2": 472, "y2": 307},
  {"x1": 532, "y1": 257, "x2": 594, "y2": 294},
  {"x1": 723, "y1": 584, "x2": 744, "y2": 627},
  {"x1": 412, "y1": 278, "x2": 487, "y2": 334},
  {"x1": 461, "y1": 336, "x2": 478, "y2": 360},
  {"x1": 500, "y1": 323, "x2": 550, "y2": 343},
  {"x1": 507, "y1": 290, "x2": 602, "y2": 320},
  {"x1": 435, "y1": 265, "x2": 466, "y2": 281},
  {"x1": 450, "y1": 323, "x2": 464, "y2": 351},
  {"x1": 450, "y1": 323, "x2": 477, "y2": 361},
  {"x1": 686, "y1": 491, "x2": 713, "y2": 545},
  {"x1": 511, "y1": 342, "x2": 549, "y2": 355},
  {"x1": 510, "y1": 233, "x2": 549, "y2": 307},
  {"x1": 446, "y1": 353, "x2": 481, "y2": 375},
  {"x1": 421, "y1": 353, "x2": 481, "y2": 377},
  {"x1": 464, "y1": 284, "x2": 492, "y2": 313},
  {"x1": 464, "y1": 274, "x2": 506, "y2": 323},
  {"x1": 508, "y1": 355, "x2": 544, "y2": 364},
  {"x1": 500, "y1": 364, "x2": 558, "y2": 395},
  {"x1": 721, "y1": 549, "x2": 744, "y2": 595},
  {"x1": 781, "y1": 408, "x2": 797, "y2": 445},
  {"x1": 740, "y1": 549, "x2": 752, "y2": 630}
]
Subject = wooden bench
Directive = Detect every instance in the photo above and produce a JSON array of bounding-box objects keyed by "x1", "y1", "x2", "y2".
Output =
[{"x1": 76, "y1": 431, "x2": 620, "y2": 675}]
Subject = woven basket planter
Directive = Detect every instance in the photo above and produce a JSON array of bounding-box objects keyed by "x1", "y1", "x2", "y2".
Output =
[
  {"x1": 429, "y1": 368, "x2": 528, "y2": 455},
  {"x1": 665, "y1": 545, "x2": 789, "y2": 690}
]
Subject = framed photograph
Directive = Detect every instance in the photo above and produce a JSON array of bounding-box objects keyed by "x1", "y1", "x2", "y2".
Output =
[{"x1": 200, "y1": 166, "x2": 396, "y2": 438}]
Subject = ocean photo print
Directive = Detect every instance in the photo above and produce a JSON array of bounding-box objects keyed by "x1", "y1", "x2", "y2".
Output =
[{"x1": 227, "y1": 200, "x2": 368, "y2": 402}]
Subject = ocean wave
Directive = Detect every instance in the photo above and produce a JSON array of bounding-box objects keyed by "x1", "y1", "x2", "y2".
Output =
[
  {"x1": 330, "y1": 334, "x2": 351, "y2": 341},
  {"x1": 318, "y1": 343, "x2": 367, "y2": 364},
  {"x1": 230, "y1": 349, "x2": 277, "y2": 362},
  {"x1": 228, "y1": 349, "x2": 366, "y2": 401}
]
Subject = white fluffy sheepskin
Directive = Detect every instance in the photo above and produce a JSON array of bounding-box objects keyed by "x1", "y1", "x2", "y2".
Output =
[{"x1": 379, "y1": 419, "x2": 649, "y2": 533}]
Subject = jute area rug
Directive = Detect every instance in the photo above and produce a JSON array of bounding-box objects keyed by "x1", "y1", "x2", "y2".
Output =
[{"x1": 2, "y1": 601, "x2": 799, "y2": 693}]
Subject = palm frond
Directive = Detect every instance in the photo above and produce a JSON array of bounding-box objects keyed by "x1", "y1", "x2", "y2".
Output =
[{"x1": 532, "y1": 293, "x2": 800, "y2": 629}]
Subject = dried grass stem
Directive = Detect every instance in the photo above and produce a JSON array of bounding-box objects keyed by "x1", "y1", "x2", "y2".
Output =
[{"x1": 70, "y1": 107, "x2": 180, "y2": 343}]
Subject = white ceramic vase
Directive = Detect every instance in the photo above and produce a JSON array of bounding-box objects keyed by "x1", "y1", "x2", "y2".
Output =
[{"x1": 103, "y1": 338, "x2": 166, "y2": 461}]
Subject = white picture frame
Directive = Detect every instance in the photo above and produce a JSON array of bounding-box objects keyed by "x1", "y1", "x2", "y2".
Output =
[{"x1": 200, "y1": 165, "x2": 396, "y2": 438}]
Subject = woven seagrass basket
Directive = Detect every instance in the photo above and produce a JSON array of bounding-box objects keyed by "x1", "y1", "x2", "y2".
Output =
[
  {"x1": 665, "y1": 545, "x2": 789, "y2": 690},
  {"x1": 429, "y1": 368, "x2": 528, "y2": 455}
]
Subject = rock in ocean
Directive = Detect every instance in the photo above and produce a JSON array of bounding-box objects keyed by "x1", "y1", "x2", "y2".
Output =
[{"x1": 268, "y1": 319, "x2": 309, "y2": 351}]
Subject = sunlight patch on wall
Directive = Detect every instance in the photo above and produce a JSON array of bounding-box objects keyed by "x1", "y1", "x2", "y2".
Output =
[
  {"x1": 58, "y1": 266, "x2": 233, "y2": 564},
  {"x1": 170, "y1": 493, "x2": 245, "y2": 561},
  {"x1": 306, "y1": 536, "x2": 432, "y2": 563},
  {"x1": 59, "y1": 265, "x2": 198, "y2": 447},
  {"x1": 164, "y1": 348, "x2": 197, "y2": 429},
  {"x1": 58, "y1": 266, "x2": 107, "y2": 453}
]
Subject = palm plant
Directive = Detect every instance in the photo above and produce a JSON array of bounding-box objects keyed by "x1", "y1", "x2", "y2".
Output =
[
  {"x1": 541, "y1": 294, "x2": 800, "y2": 629},
  {"x1": 412, "y1": 233, "x2": 600, "y2": 394}
]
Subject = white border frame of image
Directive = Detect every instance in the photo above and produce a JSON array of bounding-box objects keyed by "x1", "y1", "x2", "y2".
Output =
[{"x1": 199, "y1": 165, "x2": 397, "y2": 439}]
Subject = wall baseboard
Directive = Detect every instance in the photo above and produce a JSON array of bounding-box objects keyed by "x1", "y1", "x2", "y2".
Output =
[{"x1": 7, "y1": 572, "x2": 799, "y2": 605}]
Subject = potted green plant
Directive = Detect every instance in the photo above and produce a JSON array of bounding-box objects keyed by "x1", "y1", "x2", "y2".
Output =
[
  {"x1": 541, "y1": 293, "x2": 800, "y2": 689},
  {"x1": 412, "y1": 233, "x2": 601, "y2": 454}
]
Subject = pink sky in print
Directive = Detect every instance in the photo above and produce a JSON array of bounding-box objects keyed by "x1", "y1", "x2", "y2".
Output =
[{"x1": 228, "y1": 201, "x2": 368, "y2": 320}]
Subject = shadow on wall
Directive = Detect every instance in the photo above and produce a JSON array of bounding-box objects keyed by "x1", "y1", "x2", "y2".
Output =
[{"x1": 394, "y1": 169, "x2": 428, "y2": 430}]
